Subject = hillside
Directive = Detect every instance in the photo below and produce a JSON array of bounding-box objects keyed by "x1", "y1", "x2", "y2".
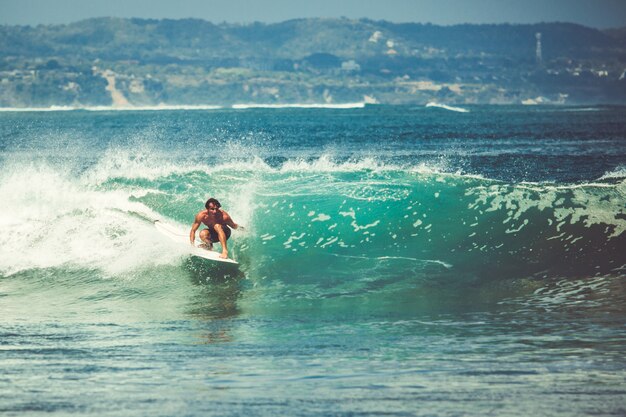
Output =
[{"x1": 1, "y1": 18, "x2": 625, "y2": 106}]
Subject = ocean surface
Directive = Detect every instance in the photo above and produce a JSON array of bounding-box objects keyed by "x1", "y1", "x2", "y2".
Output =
[{"x1": 1, "y1": 104, "x2": 625, "y2": 416}]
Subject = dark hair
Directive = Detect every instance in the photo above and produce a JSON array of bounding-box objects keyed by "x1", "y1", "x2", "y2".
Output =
[{"x1": 205, "y1": 198, "x2": 221, "y2": 210}]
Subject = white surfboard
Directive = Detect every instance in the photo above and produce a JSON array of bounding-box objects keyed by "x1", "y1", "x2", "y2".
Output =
[{"x1": 154, "y1": 220, "x2": 239, "y2": 265}]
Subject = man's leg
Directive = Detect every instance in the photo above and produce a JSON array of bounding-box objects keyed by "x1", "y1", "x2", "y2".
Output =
[
  {"x1": 198, "y1": 229, "x2": 213, "y2": 250},
  {"x1": 213, "y1": 224, "x2": 229, "y2": 258}
]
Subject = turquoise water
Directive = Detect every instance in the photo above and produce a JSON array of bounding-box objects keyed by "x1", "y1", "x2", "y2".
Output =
[{"x1": 1, "y1": 105, "x2": 625, "y2": 416}]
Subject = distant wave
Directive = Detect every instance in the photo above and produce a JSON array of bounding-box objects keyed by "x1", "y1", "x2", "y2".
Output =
[
  {"x1": 425, "y1": 102, "x2": 469, "y2": 113},
  {"x1": 599, "y1": 166, "x2": 626, "y2": 180},
  {"x1": 0, "y1": 103, "x2": 369, "y2": 112},
  {"x1": 232, "y1": 102, "x2": 367, "y2": 109},
  {"x1": 0, "y1": 105, "x2": 79, "y2": 112},
  {"x1": 558, "y1": 107, "x2": 602, "y2": 112},
  {"x1": 0, "y1": 104, "x2": 224, "y2": 112},
  {"x1": 86, "y1": 104, "x2": 224, "y2": 111}
]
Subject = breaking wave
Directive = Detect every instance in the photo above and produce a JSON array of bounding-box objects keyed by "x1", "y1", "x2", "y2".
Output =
[{"x1": 2, "y1": 151, "x2": 623, "y2": 296}]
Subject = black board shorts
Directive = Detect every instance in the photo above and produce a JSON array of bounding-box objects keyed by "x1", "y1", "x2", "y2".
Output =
[{"x1": 207, "y1": 225, "x2": 231, "y2": 242}]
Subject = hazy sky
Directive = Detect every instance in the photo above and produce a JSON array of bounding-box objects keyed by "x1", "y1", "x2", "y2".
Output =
[{"x1": 1, "y1": 0, "x2": 625, "y2": 28}]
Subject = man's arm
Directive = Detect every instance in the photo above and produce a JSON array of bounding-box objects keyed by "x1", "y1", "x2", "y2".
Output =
[
  {"x1": 221, "y1": 210, "x2": 243, "y2": 230},
  {"x1": 189, "y1": 213, "x2": 202, "y2": 245}
]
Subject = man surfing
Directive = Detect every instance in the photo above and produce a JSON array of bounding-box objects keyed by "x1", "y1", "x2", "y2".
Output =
[{"x1": 190, "y1": 198, "x2": 243, "y2": 259}]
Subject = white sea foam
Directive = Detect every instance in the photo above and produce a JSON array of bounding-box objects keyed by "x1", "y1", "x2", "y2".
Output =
[
  {"x1": 84, "y1": 142, "x2": 279, "y2": 183},
  {"x1": 86, "y1": 146, "x2": 621, "y2": 200},
  {"x1": 266, "y1": 154, "x2": 460, "y2": 179},
  {"x1": 275, "y1": 155, "x2": 461, "y2": 178},
  {"x1": 84, "y1": 147, "x2": 208, "y2": 183},
  {"x1": 467, "y1": 179, "x2": 626, "y2": 238},
  {"x1": 409, "y1": 162, "x2": 451, "y2": 175},
  {"x1": 74, "y1": 139, "x2": 464, "y2": 183},
  {"x1": 0, "y1": 163, "x2": 184, "y2": 277},
  {"x1": 279, "y1": 155, "x2": 389, "y2": 173}
]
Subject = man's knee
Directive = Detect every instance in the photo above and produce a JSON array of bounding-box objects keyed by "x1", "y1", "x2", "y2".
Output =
[{"x1": 212, "y1": 224, "x2": 230, "y2": 240}]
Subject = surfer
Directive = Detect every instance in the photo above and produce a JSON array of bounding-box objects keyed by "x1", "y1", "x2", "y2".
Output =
[{"x1": 190, "y1": 198, "x2": 243, "y2": 259}]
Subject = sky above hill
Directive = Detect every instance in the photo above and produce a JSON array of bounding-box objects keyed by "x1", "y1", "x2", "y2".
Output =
[{"x1": 1, "y1": 0, "x2": 625, "y2": 29}]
